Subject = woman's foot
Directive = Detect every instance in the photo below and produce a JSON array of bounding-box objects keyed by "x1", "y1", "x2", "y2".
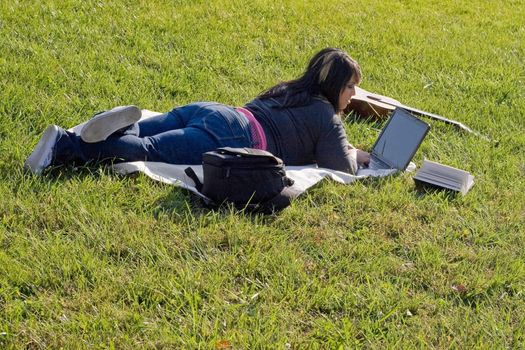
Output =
[
  {"x1": 24, "y1": 125, "x2": 63, "y2": 175},
  {"x1": 80, "y1": 105, "x2": 141, "y2": 143}
]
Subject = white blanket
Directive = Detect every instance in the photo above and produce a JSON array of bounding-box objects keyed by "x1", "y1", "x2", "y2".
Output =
[{"x1": 71, "y1": 110, "x2": 414, "y2": 199}]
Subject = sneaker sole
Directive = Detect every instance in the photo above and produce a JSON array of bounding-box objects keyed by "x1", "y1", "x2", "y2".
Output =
[
  {"x1": 24, "y1": 125, "x2": 60, "y2": 175},
  {"x1": 80, "y1": 105, "x2": 141, "y2": 143}
]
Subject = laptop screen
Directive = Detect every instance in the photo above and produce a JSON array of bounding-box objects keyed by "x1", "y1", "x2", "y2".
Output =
[{"x1": 372, "y1": 108, "x2": 430, "y2": 170}]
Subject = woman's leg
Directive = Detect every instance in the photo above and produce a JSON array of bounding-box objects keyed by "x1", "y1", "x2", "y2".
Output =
[
  {"x1": 75, "y1": 127, "x2": 216, "y2": 164},
  {"x1": 80, "y1": 104, "x2": 198, "y2": 141},
  {"x1": 78, "y1": 103, "x2": 252, "y2": 164},
  {"x1": 25, "y1": 103, "x2": 253, "y2": 173},
  {"x1": 57, "y1": 102, "x2": 252, "y2": 165}
]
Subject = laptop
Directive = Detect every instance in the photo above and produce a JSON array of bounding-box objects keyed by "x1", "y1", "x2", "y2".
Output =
[{"x1": 366, "y1": 107, "x2": 430, "y2": 170}]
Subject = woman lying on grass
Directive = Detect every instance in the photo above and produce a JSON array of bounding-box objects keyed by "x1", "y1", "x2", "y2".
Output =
[{"x1": 25, "y1": 47, "x2": 370, "y2": 175}]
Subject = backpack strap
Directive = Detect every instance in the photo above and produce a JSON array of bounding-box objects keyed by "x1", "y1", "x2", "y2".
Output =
[{"x1": 184, "y1": 167, "x2": 203, "y2": 192}]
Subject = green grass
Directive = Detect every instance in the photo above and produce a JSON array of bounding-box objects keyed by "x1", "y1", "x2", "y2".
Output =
[{"x1": 1, "y1": 0, "x2": 525, "y2": 348}]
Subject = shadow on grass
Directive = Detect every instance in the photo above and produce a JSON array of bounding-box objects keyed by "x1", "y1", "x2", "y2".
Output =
[
  {"x1": 154, "y1": 192, "x2": 288, "y2": 230},
  {"x1": 150, "y1": 180, "x2": 284, "y2": 223},
  {"x1": 153, "y1": 187, "x2": 207, "y2": 216},
  {"x1": 42, "y1": 163, "x2": 111, "y2": 181},
  {"x1": 25, "y1": 161, "x2": 282, "y2": 223},
  {"x1": 16, "y1": 162, "x2": 114, "y2": 191},
  {"x1": 409, "y1": 181, "x2": 461, "y2": 201},
  {"x1": 23, "y1": 160, "x2": 424, "y2": 223},
  {"x1": 27, "y1": 155, "x2": 140, "y2": 182}
]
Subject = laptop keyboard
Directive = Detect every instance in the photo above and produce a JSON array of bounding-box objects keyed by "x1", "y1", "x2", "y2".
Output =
[{"x1": 368, "y1": 156, "x2": 391, "y2": 170}]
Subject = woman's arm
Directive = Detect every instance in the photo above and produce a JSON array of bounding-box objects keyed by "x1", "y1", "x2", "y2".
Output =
[{"x1": 315, "y1": 115, "x2": 358, "y2": 174}]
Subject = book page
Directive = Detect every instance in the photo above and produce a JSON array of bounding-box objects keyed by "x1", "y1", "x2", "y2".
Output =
[
  {"x1": 422, "y1": 160, "x2": 469, "y2": 183},
  {"x1": 415, "y1": 159, "x2": 474, "y2": 194}
]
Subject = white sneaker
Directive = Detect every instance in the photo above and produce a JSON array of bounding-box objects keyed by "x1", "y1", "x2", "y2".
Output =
[
  {"x1": 80, "y1": 105, "x2": 141, "y2": 143},
  {"x1": 24, "y1": 125, "x2": 61, "y2": 175}
]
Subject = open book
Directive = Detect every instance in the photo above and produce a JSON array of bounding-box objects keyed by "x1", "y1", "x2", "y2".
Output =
[{"x1": 413, "y1": 159, "x2": 474, "y2": 195}]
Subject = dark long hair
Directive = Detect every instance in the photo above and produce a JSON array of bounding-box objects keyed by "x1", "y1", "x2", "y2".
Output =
[{"x1": 258, "y1": 48, "x2": 361, "y2": 111}]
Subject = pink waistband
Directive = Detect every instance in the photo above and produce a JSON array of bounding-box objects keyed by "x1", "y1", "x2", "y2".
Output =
[{"x1": 236, "y1": 107, "x2": 267, "y2": 150}]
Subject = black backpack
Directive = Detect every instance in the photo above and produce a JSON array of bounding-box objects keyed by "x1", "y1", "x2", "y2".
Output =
[{"x1": 184, "y1": 147, "x2": 299, "y2": 213}]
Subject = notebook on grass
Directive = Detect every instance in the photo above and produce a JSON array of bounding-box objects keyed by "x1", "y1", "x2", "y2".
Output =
[{"x1": 366, "y1": 107, "x2": 430, "y2": 170}]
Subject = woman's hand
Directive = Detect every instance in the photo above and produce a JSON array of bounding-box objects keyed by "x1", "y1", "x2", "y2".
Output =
[
  {"x1": 356, "y1": 149, "x2": 370, "y2": 166},
  {"x1": 348, "y1": 144, "x2": 370, "y2": 167}
]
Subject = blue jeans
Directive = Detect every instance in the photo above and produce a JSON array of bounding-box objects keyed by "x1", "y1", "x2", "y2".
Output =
[{"x1": 72, "y1": 102, "x2": 253, "y2": 164}]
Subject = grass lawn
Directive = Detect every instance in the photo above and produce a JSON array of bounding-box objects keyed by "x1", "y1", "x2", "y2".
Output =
[{"x1": 1, "y1": 0, "x2": 524, "y2": 348}]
